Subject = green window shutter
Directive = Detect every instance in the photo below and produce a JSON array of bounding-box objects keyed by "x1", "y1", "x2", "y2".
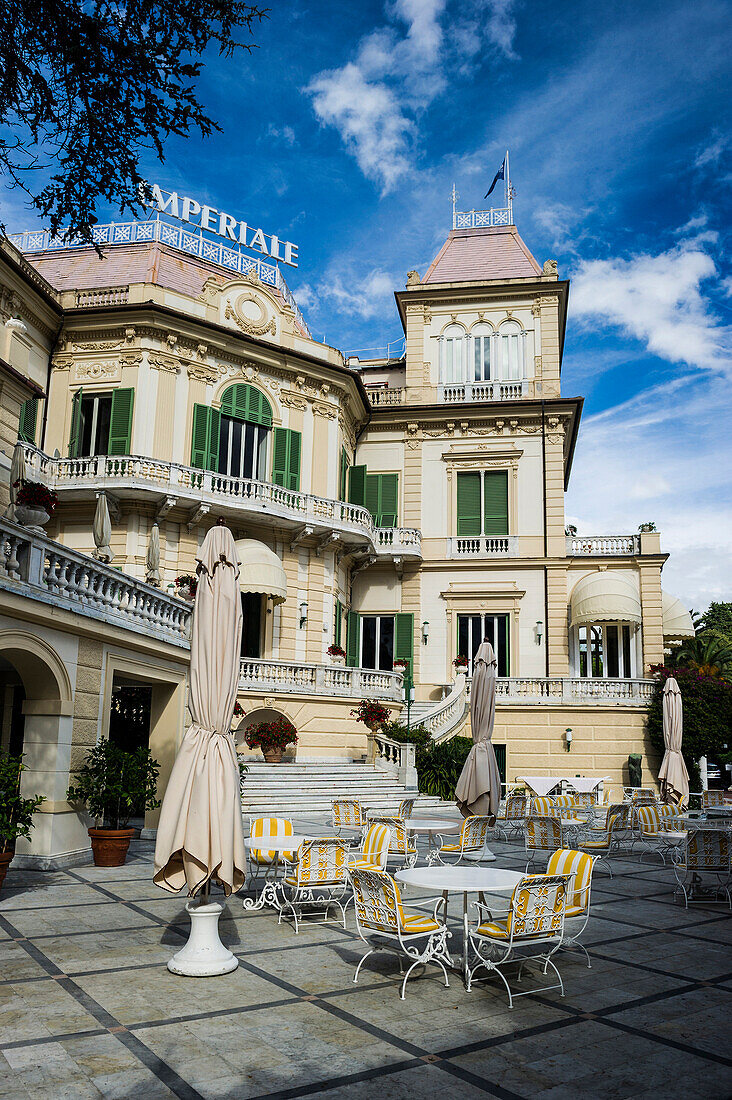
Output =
[
  {"x1": 348, "y1": 464, "x2": 367, "y2": 506},
  {"x1": 334, "y1": 598, "x2": 343, "y2": 647},
  {"x1": 456, "y1": 472, "x2": 481, "y2": 535},
  {"x1": 364, "y1": 473, "x2": 379, "y2": 522},
  {"x1": 339, "y1": 447, "x2": 348, "y2": 501},
  {"x1": 346, "y1": 611, "x2": 360, "y2": 667},
  {"x1": 207, "y1": 407, "x2": 221, "y2": 472},
  {"x1": 68, "y1": 388, "x2": 83, "y2": 458},
  {"x1": 220, "y1": 383, "x2": 272, "y2": 427},
  {"x1": 191, "y1": 404, "x2": 210, "y2": 469},
  {"x1": 394, "y1": 613, "x2": 414, "y2": 672},
  {"x1": 272, "y1": 427, "x2": 300, "y2": 489},
  {"x1": 378, "y1": 473, "x2": 398, "y2": 527},
  {"x1": 18, "y1": 398, "x2": 38, "y2": 445},
  {"x1": 108, "y1": 388, "x2": 134, "y2": 456},
  {"x1": 484, "y1": 471, "x2": 508, "y2": 536}
]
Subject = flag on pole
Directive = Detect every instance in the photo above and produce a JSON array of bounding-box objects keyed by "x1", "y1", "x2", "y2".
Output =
[{"x1": 484, "y1": 155, "x2": 506, "y2": 198}]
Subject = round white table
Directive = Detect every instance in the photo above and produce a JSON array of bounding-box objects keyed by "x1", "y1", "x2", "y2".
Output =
[
  {"x1": 396, "y1": 865, "x2": 524, "y2": 984},
  {"x1": 404, "y1": 816, "x2": 462, "y2": 862}
]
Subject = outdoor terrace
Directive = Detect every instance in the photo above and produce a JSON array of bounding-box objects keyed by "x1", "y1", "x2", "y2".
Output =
[{"x1": 0, "y1": 828, "x2": 728, "y2": 1098}]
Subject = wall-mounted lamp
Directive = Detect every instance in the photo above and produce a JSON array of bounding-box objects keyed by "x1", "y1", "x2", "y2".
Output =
[
  {"x1": 565, "y1": 727, "x2": 573, "y2": 752},
  {"x1": 422, "y1": 620, "x2": 429, "y2": 645},
  {"x1": 535, "y1": 620, "x2": 543, "y2": 645},
  {"x1": 299, "y1": 601, "x2": 308, "y2": 628}
]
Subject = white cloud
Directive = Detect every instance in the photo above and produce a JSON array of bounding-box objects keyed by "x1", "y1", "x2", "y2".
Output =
[
  {"x1": 695, "y1": 132, "x2": 729, "y2": 168},
  {"x1": 295, "y1": 267, "x2": 398, "y2": 324},
  {"x1": 306, "y1": 1, "x2": 518, "y2": 192},
  {"x1": 266, "y1": 124, "x2": 297, "y2": 146},
  {"x1": 571, "y1": 239, "x2": 732, "y2": 374}
]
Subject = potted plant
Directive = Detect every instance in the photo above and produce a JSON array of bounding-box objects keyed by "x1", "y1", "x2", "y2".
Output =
[
  {"x1": 453, "y1": 655, "x2": 469, "y2": 672},
  {"x1": 13, "y1": 480, "x2": 58, "y2": 529},
  {"x1": 638, "y1": 522, "x2": 657, "y2": 533},
  {"x1": 393, "y1": 658, "x2": 409, "y2": 674},
  {"x1": 351, "y1": 699, "x2": 391, "y2": 733},
  {"x1": 232, "y1": 701, "x2": 245, "y2": 730},
  {"x1": 67, "y1": 740, "x2": 161, "y2": 867},
  {"x1": 0, "y1": 753, "x2": 45, "y2": 892},
  {"x1": 327, "y1": 643, "x2": 346, "y2": 665},
  {"x1": 173, "y1": 574, "x2": 198, "y2": 601},
  {"x1": 565, "y1": 524, "x2": 577, "y2": 537},
  {"x1": 244, "y1": 717, "x2": 298, "y2": 764}
]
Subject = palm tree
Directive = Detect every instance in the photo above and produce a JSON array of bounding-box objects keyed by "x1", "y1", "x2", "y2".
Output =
[{"x1": 673, "y1": 632, "x2": 732, "y2": 680}]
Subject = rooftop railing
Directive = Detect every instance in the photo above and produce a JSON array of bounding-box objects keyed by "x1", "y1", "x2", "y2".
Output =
[{"x1": 566, "y1": 535, "x2": 640, "y2": 556}]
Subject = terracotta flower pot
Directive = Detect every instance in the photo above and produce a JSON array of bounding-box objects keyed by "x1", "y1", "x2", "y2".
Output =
[
  {"x1": 88, "y1": 827, "x2": 136, "y2": 867},
  {"x1": 262, "y1": 749, "x2": 283, "y2": 764},
  {"x1": 0, "y1": 850, "x2": 13, "y2": 893}
]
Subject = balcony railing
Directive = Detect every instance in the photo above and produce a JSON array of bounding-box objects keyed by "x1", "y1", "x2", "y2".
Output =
[
  {"x1": 493, "y1": 677, "x2": 654, "y2": 705},
  {"x1": 438, "y1": 380, "x2": 528, "y2": 403},
  {"x1": 366, "y1": 388, "x2": 405, "y2": 406},
  {"x1": 239, "y1": 658, "x2": 404, "y2": 702},
  {"x1": 447, "y1": 536, "x2": 518, "y2": 558},
  {"x1": 566, "y1": 535, "x2": 639, "y2": 556},
  {"x1": 22, "y1": 446, "x2": 422, "y2": 561},
  {"x1": 0, "y1": 519, "x2": 191, "y2": 645}
]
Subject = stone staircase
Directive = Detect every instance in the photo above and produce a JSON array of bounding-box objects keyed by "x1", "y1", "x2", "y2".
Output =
[{"x1": 239, "y1": 762, "x2": 454, "y2": 819}]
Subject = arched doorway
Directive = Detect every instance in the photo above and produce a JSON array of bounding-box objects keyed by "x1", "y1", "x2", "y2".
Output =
[{"x1": 235, "y1": 706, "x2": 297, "y2": 762}]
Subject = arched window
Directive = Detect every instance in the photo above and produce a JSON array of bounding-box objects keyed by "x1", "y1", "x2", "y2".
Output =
[
  {"x1": 498, "y1": 321, "x2": 524, "y2": 381},
  {"x1": 440, "y1": 324, "x2": 466, "y2": 383},
  {"x1": 471, "y1": 323, "x2": 492, "y2": 382},
  {"x1": 218, "y1": 384, "x2": 272, "y2": 481}
]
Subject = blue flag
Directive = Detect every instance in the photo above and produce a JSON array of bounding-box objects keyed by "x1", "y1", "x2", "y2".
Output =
[{"x1": 484, "y1": 156, "x2": 506, "y2": 198}]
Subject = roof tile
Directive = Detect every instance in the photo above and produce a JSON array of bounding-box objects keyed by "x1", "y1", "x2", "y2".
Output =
[{"x1": 422, "y1": 225, "x2": 541, "y2": 283}]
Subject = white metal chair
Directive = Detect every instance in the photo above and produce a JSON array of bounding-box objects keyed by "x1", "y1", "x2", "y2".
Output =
[
  {"x1": 331, "y1": 798, "x2": 366, "y2": 835},
  {"x1": 349, "y1": 868, "x2": 452, "y2": 999},
  {"x1": 248, "y1": 817, "x2": 296, "y2": 883},
  {"x1": 467, "y1": 872, "x2": 572, "y2": 1007},
  {"x1": 673, "y1": 828, "x2": 731, "y2": 908},
  {"x1": 348, "y1": 823, "x2": 391, "y2": 873},
  {"x1": 494, "y1": 792, "x2": 527, "y2": 840},
  {"x1": 279, "y1": 838, "x2": 350, "y2": 934},
  {"x1": 702, "y1": 790, "x2": 725, "y2": 809},
  {"x1": 429, "y1": 815, "x2": 494, "y2": 865},
  {"x1": 398, "y1": 797, "x2": 416, "y2": 818},
  {"x1": 546, "y1": 848, "x2": 598, "y2": 968},
  {"x1": 575, "y1": 806, "x2": 631, "y2": 874},
  {"x1": 532, "y1": 796, "x2": 557, "y2": 816},
  {"x1": 368, "y1": 815, "x2": 418, "y2": 869},
  {"x1": 524, "y1": 816, "x2": 564, "y2": 870}
]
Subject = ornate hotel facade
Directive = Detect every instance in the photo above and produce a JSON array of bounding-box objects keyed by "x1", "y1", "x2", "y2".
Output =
[{"x1": 0, "y1": 208, "x2": 694, "y2": 867}]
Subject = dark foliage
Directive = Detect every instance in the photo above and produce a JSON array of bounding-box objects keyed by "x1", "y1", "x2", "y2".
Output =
[
  {"x1": 67, "y1": 740, "x2": 160, "y2": 828},
  {"x1": 646, "y1": 665, "x2": 732, "y2": 790},
  {"x1": 383, "y1": 723, "x2": 472, "y2": 801},
  {"x1": 0, "y1": 753, "x2": 45, "y2": 851},
  {"x1": 0, "y1": 0, "x2": 266, "y2": 241}
]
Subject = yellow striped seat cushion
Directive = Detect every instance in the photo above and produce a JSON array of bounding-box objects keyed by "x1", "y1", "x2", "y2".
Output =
[
  {"x1": 581, "y1": 839, "x2": 610, "y2": 848},
  {"x1": 439, "y1": 843, "x2": 464, "y2": 852},
  {"x1": 399, "y1": 912, "x2": 440, "y2": 934},
  {"x1": 476, "y1": 919, "x2": 552, "y2": 940},
  {"x1": 348, "y1": 858, "x2": 382, "y2": 871},
  {"x1": 564, "y1": 904, "x2": 587, "y2": 918}
]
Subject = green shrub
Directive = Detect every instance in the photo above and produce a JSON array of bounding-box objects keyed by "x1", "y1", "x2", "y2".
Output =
[
  {"x1": 415, "y1": 736, "x2": 473, "y2": 802},
  {"x1": 379, "y1": 721, "x2": 431, "y2": 746},
  {"x1": 67, "y1": 740, "x2": 160, "y2": 828},
  {"x1": 0, "y1": 753, "x2": 45, "y2": 852}
]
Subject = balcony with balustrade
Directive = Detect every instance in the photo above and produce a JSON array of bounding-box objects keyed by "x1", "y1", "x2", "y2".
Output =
[
  {"x1": 566, "y1": 534, "x2": 640, "y2": 556},
  {"x1": 21, "y1": 445, "x2": 422, "y2": 563}
]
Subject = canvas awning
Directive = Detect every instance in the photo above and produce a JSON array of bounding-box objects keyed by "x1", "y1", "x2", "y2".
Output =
[
  {"x1": 662, "y1": 591, "x2": 695, "y2": 641},
  {"x1": 234, "y1": 539, "x2": 287, "y2": 605},
  {"x1": 569, "y1": 571, "x2": 642, "y2": 627}
]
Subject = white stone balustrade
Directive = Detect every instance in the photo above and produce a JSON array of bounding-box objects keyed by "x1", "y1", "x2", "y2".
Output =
[
  {"x1": 438, "y1": 380, "x2": 529, "y2": 403},
  {"x1": 447, "y1": 535, "x2": 518, "y2": 557},
  {"x1": 366, "y1": 388, "x2": 405, "y2": 406},
  {"x1": 566, "y1": 535, "x2": 639, "y2": 556},
  {"x1": 373, "y1": 732, "x2": 418, "y2": 789},
  {"x1": 0, "y1": 518, "x2": 191, "y2": 645},
  {"x1": 239, "y1": 658, "x2": 405, "y2": 702},
  {"x1": 22, "y1": 445, "x2": 422, "y2": 561},
  {"x1": 493, "y1": 677, "x2": 654, "y2": 704}
]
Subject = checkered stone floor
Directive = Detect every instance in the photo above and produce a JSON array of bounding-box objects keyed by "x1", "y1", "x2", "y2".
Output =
[{"x1": 1, "y1": 827, "x2": 730, "y2": 1099}]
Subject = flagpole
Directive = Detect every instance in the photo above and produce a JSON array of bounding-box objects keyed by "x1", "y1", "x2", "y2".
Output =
[{"x1": 505, "y1": 149, "x2": 511, "y2": 222}]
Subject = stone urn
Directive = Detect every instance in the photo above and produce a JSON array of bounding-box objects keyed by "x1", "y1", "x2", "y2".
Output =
[
  {"x1": 0, "y1": 850, "x2": 13, "y2": 893},
  {"x1": 330, "y1": 654, "x2": 346, "y2": 666},
  {"x1": 263, "y1": 749, "x2": 283, "y2": 764},
  {"x1": 14, "y1": 505, "x2": 50, "y2": 531}
]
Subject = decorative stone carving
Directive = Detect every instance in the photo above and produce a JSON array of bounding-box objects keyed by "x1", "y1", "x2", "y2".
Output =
[
  {"x1": 225, "y1": 292, "x2": 276, "y2": 337},
  {"x1": 406, "y1": 270, "x2": 421, "y2": 286},
  {"x1": 119, "y1": 351, "x2": 143, "y2": 367},
  {"x1": 124, "y1": 327, "x2": 136, "y2": 344},
  {"x1": 531, "y1": 300, "x2": 542, "y2": 317},
  {"x1": 149, "y1": 353, "x2": 181, "y2": 374},
  {"x1": 423, "y1": 304, "x2": 432, "y2": 323},
  {"x1": 534, "y1": 355, "x2": 542, "y2": 373},
  {"x1": 281, "y1": 391, "x2": 307, "y2": 411},
  {"x1": 74, "y1": 361, "x2": 120, "y2": 382},
  {"x1": 542, "y1": 259, "x2": 558, "y2": 276},
  {"x1": 187, "y1": 364, "x2": 218, "y2": 384},
  {"x1": 313, "y1": 402, "x2": 338, "y2": 419}
]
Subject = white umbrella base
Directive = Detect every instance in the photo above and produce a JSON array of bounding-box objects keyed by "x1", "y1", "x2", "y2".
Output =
[
  {"x1": 167, "y1": 901, "x2": 239, "y2": 977},
  {"x1": 464, "y1": 845, "x2": 497, "y2": 863}
]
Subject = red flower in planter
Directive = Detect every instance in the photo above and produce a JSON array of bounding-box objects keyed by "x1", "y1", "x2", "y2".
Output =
[
  {"x1": 327, "y1": 644, "x2": 346, "y2": 657},
  {"x1": 244, "y1": 717, "x2": 298, "y2": 751},
  {"x1": 350, "y1": 700, "x2": 391, "y2": 727},
  {"x1": 14, "y1": 480, "x2": 57, "y2": 514}
]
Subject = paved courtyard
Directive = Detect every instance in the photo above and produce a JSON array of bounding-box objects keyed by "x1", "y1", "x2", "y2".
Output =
[{"x1": 0, "y1": 827, "x2": 730, "y2": 1099}]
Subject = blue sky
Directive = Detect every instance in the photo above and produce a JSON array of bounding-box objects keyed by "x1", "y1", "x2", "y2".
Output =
[{"x1": 2, "y1": 0, "x2": 731, "y2": 610}]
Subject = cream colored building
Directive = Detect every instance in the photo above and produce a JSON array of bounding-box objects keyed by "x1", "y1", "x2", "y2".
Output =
[{"x1": 0, "y1": 207, "x2": 694, "y2": 867}]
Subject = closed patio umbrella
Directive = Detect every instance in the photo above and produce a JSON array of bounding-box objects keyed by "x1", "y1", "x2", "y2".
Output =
[
  {"x1": 5, "y1": 441, "x2": 26, "y2": 520},
  {"x1": 658, "y1": 677, "x2": 689, "y2": 806},
  {"x1": 146, "y1": 523, "x2": 161, "y2": 586},
  {"x1": 92, "y1": 493, "x2": 112, "y2": 562},
  {"x1": 154, "y1": 523, "x2": 245, "y2": 975},
  {"x1": 454, "y1": 640, "x2": 500, "y2": 860}
]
